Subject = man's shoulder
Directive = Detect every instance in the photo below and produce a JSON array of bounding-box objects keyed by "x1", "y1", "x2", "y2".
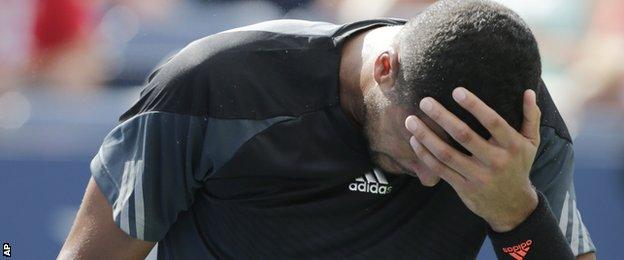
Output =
[
  {"x1": 531, "y1": 80, "x2": 574, "y2": 189},
  {"x1": 177, "y1": 19, "x2": 341, "y2": 62},
  {"x1": 536, "y1": 79, "x2": 571, "y2": 143},
  {"x1": 219, "y1": 19, "x2": 341, "y2": 37},
  {"x1": 119, "y1": 19, "x2": 347, "y2": 121},
  {"x1": 148, "y1": 18, "x2": 403, "y2": 88},
  {"x1": 154, "y1": 19, "x2": 342, "y2": 75}
]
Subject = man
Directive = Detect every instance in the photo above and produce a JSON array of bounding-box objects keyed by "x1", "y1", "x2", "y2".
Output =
[{"x1": 59, "y1": 0, "x2": 596, "y2": 259}]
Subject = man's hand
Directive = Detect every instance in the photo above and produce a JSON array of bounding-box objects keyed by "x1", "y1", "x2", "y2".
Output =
[{"x1": 405, "y1": 87, "x2": 541, "y2": 232}]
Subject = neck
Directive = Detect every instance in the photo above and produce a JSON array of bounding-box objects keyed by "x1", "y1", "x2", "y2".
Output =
[
  {"x1": 339, "y1": 31, "x2": 367, "y2": 128},
  {"x1": 339, "y1": 25, "x2": 402, "y2": 128}
]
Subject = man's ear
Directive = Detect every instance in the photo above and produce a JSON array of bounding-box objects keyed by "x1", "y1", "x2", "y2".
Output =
[{"x1": 373, "y1": 49, "x2": 400, "y2": 93}]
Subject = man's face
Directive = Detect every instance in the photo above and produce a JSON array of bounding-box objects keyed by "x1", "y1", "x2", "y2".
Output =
[{"x1": 363, "y1": 101, "x2": 448, "y2": 186}]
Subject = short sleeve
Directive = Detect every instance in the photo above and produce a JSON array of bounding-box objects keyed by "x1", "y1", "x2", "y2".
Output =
[
  {"x1": 89, "y1": 42, "x2": 297, "y2": 241},
  {"x1": 91, "y1": 111, "x2": 213, "y2": 242},
  {"x1": 87, "y1": 42, "x2": 225, "y2": 242},
  {"x1": 530, "y1": 127, "x2": 596, "y2": 256}
]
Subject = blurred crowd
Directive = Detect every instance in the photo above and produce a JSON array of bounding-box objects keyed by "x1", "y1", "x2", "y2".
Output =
[
  {"x1": 0, "y1": 0, "x2": 434, "y2": 90},
  {"x1": 0, "y1": 0, "x2": 622, "y2": 135}
]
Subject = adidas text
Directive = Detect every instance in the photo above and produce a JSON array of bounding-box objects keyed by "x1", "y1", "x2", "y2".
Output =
[{"x1": 348, "y1": 169, "x2": 392, "y2": 195}]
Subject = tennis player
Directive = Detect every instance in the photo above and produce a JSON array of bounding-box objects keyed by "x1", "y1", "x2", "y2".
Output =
[{"x1": 59, "y1": 0, "x2": 596, "y2": 259}]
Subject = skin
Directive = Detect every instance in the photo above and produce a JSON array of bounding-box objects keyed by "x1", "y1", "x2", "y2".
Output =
[
  {"x1": 340, "y1": 26, "x2": 540, "y2": 231},
  {"x1": 59, "y1": 25, "x2": 596, "y2": 259},
  {"x1": 339, "y1": 25, "x2": 596, "y2": 259},
  {"x1": 58, "y1": 178, "x2": 156, "y2": 259}
]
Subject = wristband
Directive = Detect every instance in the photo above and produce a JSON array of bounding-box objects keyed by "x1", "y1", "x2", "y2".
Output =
[{"x1": 488, "y1": 191, "x2": 574, "y2": 260}]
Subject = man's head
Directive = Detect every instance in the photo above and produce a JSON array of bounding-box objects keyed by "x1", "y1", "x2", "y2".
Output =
[{"x1": 362, "y1": 0, "x2": 541, "y2": 184}]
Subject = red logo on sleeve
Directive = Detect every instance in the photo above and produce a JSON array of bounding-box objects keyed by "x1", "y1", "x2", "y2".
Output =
[{"x1": 502, "y1": 239, "x2": 532, "y2": 260}]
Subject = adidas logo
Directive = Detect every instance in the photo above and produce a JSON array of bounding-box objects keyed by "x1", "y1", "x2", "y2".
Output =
[
  {"x1": 348, "y1": 168, "x2": 392, "y2": 195},
  {"x1": 502, "y1": 239, "x2": 532, "y2": 260}
]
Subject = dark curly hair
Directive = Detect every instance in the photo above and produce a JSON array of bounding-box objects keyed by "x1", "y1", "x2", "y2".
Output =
[{"x1": 395, "y1": 0, "x2": 541, "y2": 140}]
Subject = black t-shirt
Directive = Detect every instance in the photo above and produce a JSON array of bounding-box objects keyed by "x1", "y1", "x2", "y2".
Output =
[{"x1": 91, "y1": 19, "x2": 594, "y2": 259}]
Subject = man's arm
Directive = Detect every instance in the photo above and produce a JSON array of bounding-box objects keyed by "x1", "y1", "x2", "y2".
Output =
[
  {"x1": 58, "y1": 177, "x2": 155, "y2": 260},
  {"x1": 529, "y1": 138, "x2": 597, "y2": 260},
  {"x1": 525, "y1": 82, "x2": 596, "y2": 259},
  {"x1": 58, "y1": 44, "x2": 218, "y2": 258},
  {"x1": 405, "y1": 88, "x2": 575, "y2": 259}
]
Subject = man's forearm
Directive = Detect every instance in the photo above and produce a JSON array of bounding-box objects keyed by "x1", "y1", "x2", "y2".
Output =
[{"x1": 488, "y1": 191, "x2": 574, "y2": 260}]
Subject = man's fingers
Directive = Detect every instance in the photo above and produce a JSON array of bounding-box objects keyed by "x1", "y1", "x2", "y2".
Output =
[
  {"x1": 521, "y1": 89, "x2": 541, "y2": 146},
  {"x1": 451, "y1": 87, "x2": 517, "y2": 146},
  {"x1": 409, "y1": 136, "x2": 466, "y2": 189},
  {"x1": 405, "y1": 115, "x2": 477, "y2": 179},
  {"x1": 418, "y1": 97, "x2": 494, "y2": 162}
]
